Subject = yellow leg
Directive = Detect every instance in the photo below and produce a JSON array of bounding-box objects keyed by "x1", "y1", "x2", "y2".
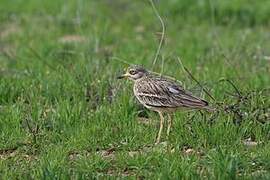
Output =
[
  {"x1": 166, "y1": 114, "x2": 172, "y2": 137},
  {"x1": 156, "y1": 112, "x2": 164, "y2": 144}
]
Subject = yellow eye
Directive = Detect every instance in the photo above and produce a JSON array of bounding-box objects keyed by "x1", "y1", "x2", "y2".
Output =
[{"x1": 129, "y1": 70, "x2": 136, "y2": 75}]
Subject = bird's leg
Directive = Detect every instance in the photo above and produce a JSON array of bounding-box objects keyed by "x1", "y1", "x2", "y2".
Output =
[
  {"x1": 166, "y1": 113, "x2": 172, "y2": 137},
  {"x1": 156, "y1": 112, "x2": 164, "y2": 144}
]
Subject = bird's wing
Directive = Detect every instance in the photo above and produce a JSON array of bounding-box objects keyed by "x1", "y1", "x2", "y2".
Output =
[
  {"x1": 135, "y1": 77, "x2": 208, "y2": 108},
  {"x1": 166, "y1": 83, "x2": 208, "y2": 108}
]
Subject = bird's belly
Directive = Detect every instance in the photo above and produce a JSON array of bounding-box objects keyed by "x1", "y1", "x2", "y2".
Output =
[{"x1": 145, "y1": 105, "x2": 179, "y2": 113}]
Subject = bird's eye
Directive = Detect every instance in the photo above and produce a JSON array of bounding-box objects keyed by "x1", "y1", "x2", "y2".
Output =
[{"x1": 129, "y1": 70, "x2": 136, "y2": 75}]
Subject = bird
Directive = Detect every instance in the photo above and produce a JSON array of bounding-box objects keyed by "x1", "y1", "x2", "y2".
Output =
[{"x1": 117, "y1": 65, "x2": 213, "y2": 144}]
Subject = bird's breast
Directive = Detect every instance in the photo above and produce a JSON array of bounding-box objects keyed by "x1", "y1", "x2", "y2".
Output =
[{"x1": 133, "y1": 81, "x2": 147, "y2": 105}]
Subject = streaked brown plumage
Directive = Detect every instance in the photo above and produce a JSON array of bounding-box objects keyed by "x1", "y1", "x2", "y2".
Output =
[{"x1": 118, "y1": 65, "x2": 213, "y2": 144}]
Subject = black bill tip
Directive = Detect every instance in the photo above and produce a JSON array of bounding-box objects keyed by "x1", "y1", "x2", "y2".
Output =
[{"x1": 117, "y1": 75, "x2": 125, "y2": 79}]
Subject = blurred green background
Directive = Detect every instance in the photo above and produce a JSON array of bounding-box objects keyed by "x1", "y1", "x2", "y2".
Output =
[{"x1": 0, "y1": 0, "x2": 269, "y2": 179}]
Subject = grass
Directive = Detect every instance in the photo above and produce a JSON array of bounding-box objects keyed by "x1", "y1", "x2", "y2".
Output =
[{"x1": 0, "y1": 0, "x2": 270, "y2": 179}]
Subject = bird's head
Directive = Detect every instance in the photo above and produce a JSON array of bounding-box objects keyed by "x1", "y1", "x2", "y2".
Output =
[{"x1": 117, "y1": 65, "x2": 148, "y2": 81}]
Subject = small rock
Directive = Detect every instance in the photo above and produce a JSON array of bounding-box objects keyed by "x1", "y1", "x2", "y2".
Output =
[{"x1": 58, "y1": 35, "x2": 87, "y2": 43}]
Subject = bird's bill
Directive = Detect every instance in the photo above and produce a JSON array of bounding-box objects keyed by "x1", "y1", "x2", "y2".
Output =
[{"x1": 117, "y1": 73, "x2": 129, "y2": 79}]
